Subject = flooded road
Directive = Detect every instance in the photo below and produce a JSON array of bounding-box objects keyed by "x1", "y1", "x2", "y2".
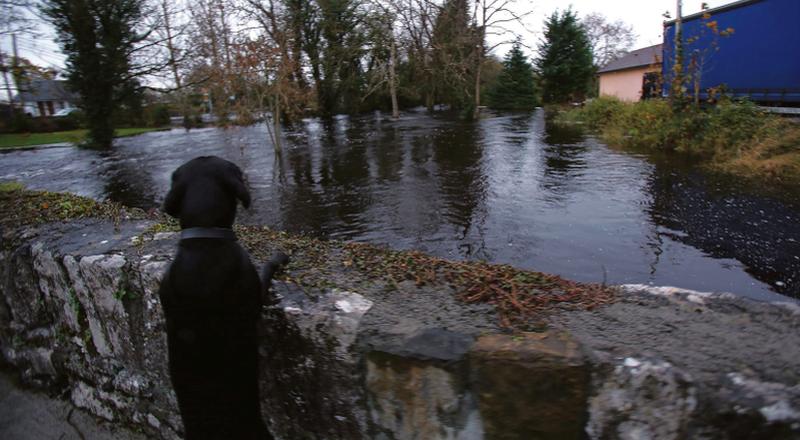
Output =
[{"x1": 1, "y1": 109, "x2": 798, "y2": 302}]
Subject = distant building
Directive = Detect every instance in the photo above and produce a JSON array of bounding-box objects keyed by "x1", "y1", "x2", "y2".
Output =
[
  {"x1": 14, "y1": 79, "x2": 79, "y2": 117},
  {"x1": 597, "y1": 44, "x2": 662, "y2": 102}
]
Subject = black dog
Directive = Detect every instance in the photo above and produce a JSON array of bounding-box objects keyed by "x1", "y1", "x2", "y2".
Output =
[{"x1": 158, "y1": 156, "x2": 286, "y2": 440}]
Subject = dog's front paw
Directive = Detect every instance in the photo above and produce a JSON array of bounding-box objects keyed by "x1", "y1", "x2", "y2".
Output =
[{"x1": 270, "y1": 252, "x2": 290, "y2": 267}]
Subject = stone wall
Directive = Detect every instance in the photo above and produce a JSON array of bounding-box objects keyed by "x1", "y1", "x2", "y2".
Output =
[{"x1": 1, "y1": 219, "x2": 799, "y2": 439}]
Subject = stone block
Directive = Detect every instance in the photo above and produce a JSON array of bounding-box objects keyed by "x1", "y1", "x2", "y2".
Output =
[{"x1": 470, "y1": 332, "x2": 589, "y2": 440}]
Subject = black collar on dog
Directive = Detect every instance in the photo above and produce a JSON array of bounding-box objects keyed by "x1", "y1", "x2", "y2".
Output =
[{"x1": 180, "y1": 227, "x2": 237, "y2": 241}]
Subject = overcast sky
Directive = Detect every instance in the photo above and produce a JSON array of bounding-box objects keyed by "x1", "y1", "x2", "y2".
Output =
[
  {"x1": 3, "y1": 0, "x2": 733, "y2": 73},
  {"x1": 501, "y1": 0, "x2": 732, "y2": 56}
]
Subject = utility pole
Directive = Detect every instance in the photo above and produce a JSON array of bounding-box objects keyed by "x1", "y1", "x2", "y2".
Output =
[
  {"x1": 11, "y1": 34, "x2": 26, "y2": 113},
  {"x1": 0, "y1": 50, "x2": 15, "y2": 118},
  {"x1": 389, "y1": 34, "x2": 399, "y2": 119},
  {"x1": 671, "y1": 0, "x2": 684, "y2": 102}
]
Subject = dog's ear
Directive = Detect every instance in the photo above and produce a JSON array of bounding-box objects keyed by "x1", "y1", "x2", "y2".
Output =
[
  {"x1": 163, "y1": 169, "x2": 186, "y2": 218},
  {"x1": 222, "y1": 163, "x2": 251, "y2": 209}
]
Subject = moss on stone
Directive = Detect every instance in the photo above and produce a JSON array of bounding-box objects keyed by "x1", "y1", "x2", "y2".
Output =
[{"x1": 0, "y1": 185, "x2": 151, "y2": 229}]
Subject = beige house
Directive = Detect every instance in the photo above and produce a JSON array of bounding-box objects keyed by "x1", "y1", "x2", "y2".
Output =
[{"x1": 598, "y1": 44, "x2": 662, "y2": 102}]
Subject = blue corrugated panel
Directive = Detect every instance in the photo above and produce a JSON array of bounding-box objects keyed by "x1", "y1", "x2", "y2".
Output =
[{"x1": 662, "y1": 0, "x2": 800, "y2": 103}]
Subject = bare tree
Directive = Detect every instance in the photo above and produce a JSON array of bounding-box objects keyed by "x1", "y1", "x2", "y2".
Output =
[
  {"x1": 390, "y1": 0, "x2": 437, "y2": 110},
  {"x1": 187, "y1": 0, "x2": 238, "y2": 122},
  {"x1": 0, "y1": 0, "x2": 38, "y2": 36},
  {"x1": 685, "y1": 9, "x2": 734, "y2": 106},
  {"x1": 237, "y1": 0, "x2": 310, "y2": 151},
  {"x1": 582, "y1": 12, "x2": 636, "y2": 68},
  {"x1": 363, "y1": 1, "x2": 401, "y2": 118},
  {"x1": 471, "y1": 0, "x2": 533, "y2": 118},
  {"x1": 151, "y1": 0, "x2": 195, "y2": 126},
  {"x1": 387, "y1": 29, "x2": 399, "y2": 118}
]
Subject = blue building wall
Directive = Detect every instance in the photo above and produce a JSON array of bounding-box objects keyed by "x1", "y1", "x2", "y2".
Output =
[{"x1": 662, "y1": 0, "x2": 800, "y2": 103}]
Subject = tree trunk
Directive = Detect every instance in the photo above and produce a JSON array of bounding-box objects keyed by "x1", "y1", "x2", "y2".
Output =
[
  {"x1": 389, "y1": 36, "x2": 399, "y2": 119},
  {"x1": 162, "y1": 1, "x2": 181, "y2": 89},
  {"x1": 423, "y1": 51, "x2": 434, "y2": 112},
  {"x1": 291, "y1": 29, "x2": 305, "y2": 90},
  {"x1": 473, "y1": 53, "x2": 482, "y2": 119},
  {"x1": 272, "y1": 96, "x2": 282, "y2": 152},
  {"x1": 161, "y1": 0, "x2": 190, "y2": 129},
  {"x1": 86, "y1": 103, "x2": 115, "y2": 148},
  {"x1": 693, "y1": 55, "x2": 701, "y2": 106},
  {"x1": 473, "y1": 22, "x2": 485, "y2": 120}
]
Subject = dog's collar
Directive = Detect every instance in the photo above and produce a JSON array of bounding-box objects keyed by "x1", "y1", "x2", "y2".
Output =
[{"x1": 179, "y1": 227, "x2": 237, "y2": 241}]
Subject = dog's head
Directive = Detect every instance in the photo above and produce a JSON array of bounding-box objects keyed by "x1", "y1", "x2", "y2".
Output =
[{"x1": 163, "y1": 156, "x2": 251, "y2": 228}]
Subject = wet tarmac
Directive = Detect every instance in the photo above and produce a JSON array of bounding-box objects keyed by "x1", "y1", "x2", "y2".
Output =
[
  {"x1": 1, "y1": 109, "x2": 798, "y2": 302},
  {"x1": 0, "y1": 370, "x2": 147, "y2": 440}
]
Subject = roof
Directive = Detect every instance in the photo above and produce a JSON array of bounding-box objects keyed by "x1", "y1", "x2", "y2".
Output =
[
  {"x1": 597, "y1": 44, "x2": 662, "y2": 74},
  {"x1": 664, "y1": 0, "x2": 765, "y2": 25},
  {"x1": 14, "y1": 79, "x2": 79, "y2": 103}
]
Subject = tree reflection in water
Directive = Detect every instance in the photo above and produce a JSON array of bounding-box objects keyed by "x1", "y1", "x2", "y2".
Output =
[{"x1": 0, "y1": 110, "x2": 797, "y2": 301}]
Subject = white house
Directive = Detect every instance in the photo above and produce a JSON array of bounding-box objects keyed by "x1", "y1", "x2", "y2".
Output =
[{"x1": 14, "y1": 79, "x2": 79, "y2": 117}]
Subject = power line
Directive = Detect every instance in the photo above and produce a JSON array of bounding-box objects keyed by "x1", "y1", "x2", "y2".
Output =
[
  {"x1": 13, "y1": 36, "x2": 63, "y2": 56},
  {"x1": 16, "y1": 42, "x2": 64, "y2": 59},
  {"x1": 15, "y1": 41, "x2": 62, "y2": 56},
  {"x1": 6, "y1": 37, "x2": 66, "y2": 69}
]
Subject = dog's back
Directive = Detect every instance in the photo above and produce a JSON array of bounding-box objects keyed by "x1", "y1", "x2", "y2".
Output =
[
  {"x1": 169, "y1": 240, "x2": 258, "y2": 310},
  {"x1": 159, "y1": 156, "x2": 270, "y2": 440}
]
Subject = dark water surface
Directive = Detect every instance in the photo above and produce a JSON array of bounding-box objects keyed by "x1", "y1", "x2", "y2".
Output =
[{"x1": 2, "y1": 110, "x2": 798, "y2": 302}]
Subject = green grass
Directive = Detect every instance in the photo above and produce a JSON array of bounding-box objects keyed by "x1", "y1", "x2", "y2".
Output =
[
  {"x1": 0, "y1": 181, "x2": 25, "y2": 192},
  {"x1": 0, "y1": 127, "x2": 168, "y2": 148}
]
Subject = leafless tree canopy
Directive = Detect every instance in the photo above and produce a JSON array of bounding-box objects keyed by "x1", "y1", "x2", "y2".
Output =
[
  {"x1": 582, "y1": 12, "x2": 637, "y2": 68},
  {"x1": 0, "y1": 0, "x2": 39, "y2": 36}
]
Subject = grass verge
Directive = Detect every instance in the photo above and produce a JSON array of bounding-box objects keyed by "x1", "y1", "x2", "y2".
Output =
[
  {"x1": 0, "y1": 127, "x2": 169, "y2": 149},
  {"x1": 555, "y1": 97, "x2": 800, "y2": 185}
]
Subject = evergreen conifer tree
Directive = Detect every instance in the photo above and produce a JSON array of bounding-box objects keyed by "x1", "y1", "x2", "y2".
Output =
[
  {"x1": 41, "y1": 0, "x2": 147, "y2": 148},
  {"x1": 488, "y1": 42, "x2": 537, "y2": 110},
  {"x1": 536, "y1": 8, "x2": 594, "y2": 104}
]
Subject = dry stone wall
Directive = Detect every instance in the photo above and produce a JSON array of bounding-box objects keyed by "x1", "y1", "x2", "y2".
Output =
[{"x1": 1, "y1": 219, "x2": 799, "y2": 439}]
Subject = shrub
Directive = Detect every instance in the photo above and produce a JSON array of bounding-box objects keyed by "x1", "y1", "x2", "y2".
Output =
[
  {"x1": 576, "y1": 96, "x2": 627, "y2": 129},
  {"x1": 143, "y1": 104, "x2": 171, "y2": 127},
  {"x1": 51, "y1": 110, "x2": 86, "y2": 131},
  {"x1": 9, "y1": 112, "x2": 32, "y2": 133},
  {"x1": 557, "y1": 96, "x2": 800, "y2": 184},
  {"x1": 701, "y1": 99, "x2": 765, "y2": 157},
  {"x1": 607, "y1": 99, "x2": 677, "y2": 151}
]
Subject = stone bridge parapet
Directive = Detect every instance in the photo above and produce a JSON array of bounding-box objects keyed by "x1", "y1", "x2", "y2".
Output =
[{"x1": 1, "y1": 219, "x2": 799, "y2": 439}]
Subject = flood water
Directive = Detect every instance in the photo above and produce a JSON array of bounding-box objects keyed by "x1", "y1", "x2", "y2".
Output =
[{"x1": 1, "y1": 109, "x2": 798, "y2": 302}]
